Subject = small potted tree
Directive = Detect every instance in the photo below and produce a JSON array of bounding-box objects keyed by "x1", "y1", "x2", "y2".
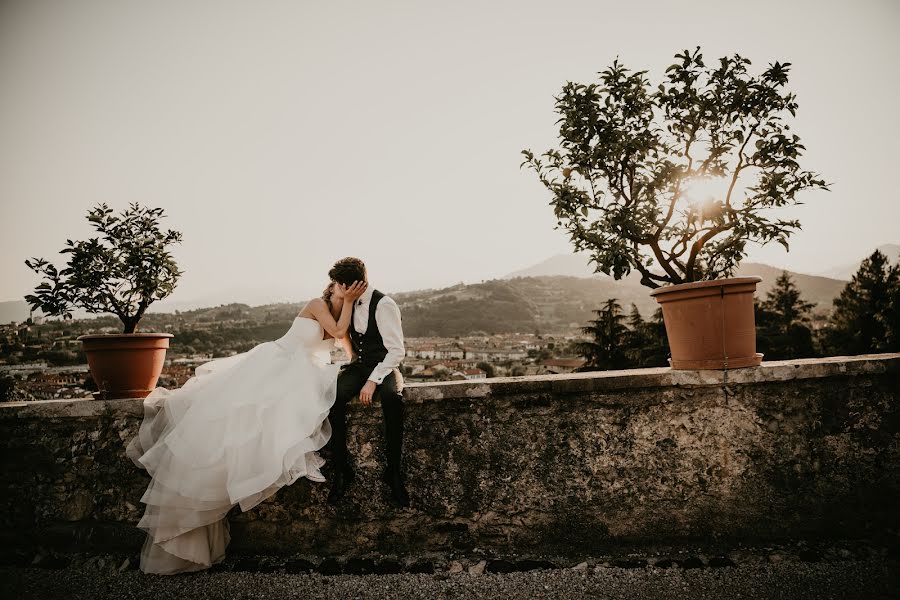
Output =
[
  {"x1": 25, "y1": 203, "x2": 183, "y2": 398},
  {"x1": 523, "y1": 48, "x2": 828, "y2": 369}
]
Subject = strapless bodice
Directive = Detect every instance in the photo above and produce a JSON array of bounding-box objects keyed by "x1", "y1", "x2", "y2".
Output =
[{"x1": 273, "y1": 317, "x2": 334, "y2": 358}]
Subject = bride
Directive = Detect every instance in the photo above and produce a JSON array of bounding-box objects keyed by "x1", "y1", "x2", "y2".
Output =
[{"x1": 125, "y1": 278, "x2": 368, "y2": 575}]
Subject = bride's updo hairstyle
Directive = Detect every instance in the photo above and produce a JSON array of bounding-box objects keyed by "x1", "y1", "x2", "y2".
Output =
[{"x1": 322, "y1": 282, "x2": 335, "y2": 304}]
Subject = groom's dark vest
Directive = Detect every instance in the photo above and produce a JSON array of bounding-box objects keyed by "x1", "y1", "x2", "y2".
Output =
[{"x1": 349, "y1": 289, "x2": 388, "y2": 370}]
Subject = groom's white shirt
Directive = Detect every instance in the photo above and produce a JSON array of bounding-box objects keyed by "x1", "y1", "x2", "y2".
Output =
[{"x1": 354, "y1": 285, "x2": 405, "y2": 385}]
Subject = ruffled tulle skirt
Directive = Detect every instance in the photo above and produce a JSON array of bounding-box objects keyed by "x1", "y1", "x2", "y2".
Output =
[{"x1": 125, "y1": 339, "x2": 338, "y2": 575}]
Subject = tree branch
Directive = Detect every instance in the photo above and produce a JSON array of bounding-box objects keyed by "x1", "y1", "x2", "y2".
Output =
[
  {"x1": 105, "y1": 293, "x2": 127, "y2": 323},
  {"x1": 685, "y1": 221, "x2": 737, "y2": 279},
  {"x1": 655, "y1": 122, "x2": 697, "y2": 238},
  {"x1": 631, "y1": 259, "x2": 669, "y2": 289},
  {"x1": 649, "y1": 239, "x2": 683, "y2": 282}
]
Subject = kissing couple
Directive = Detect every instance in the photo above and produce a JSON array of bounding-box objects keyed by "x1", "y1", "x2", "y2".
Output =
[{"x1": 125, "y1": 257, "x2": 409, "y2": 575}]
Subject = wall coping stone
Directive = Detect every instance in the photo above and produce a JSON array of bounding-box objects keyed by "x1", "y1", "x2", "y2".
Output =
[{"x1": 2, "y1": 353, "x2": 898, "y2": 420}]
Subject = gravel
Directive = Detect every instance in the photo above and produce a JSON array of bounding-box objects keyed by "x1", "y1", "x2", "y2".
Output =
[{"x1": 2, "y1": 553, "x2": 898, "y2": 600}]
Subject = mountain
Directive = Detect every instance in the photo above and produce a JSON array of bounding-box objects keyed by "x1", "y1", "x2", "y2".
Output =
[
  {"x1": 395, "y1": 276, "x2": 655, "y2": 336},
  {"x1": 734, "y1": 263, "x2": 846, "y2": 309},
  {"x1": 2, "y1": 266, "x2": 848, "y2": 337},
  {"x1": 504, "y1": 254, "x2": 846, "y2": 307},
  {"x1": 397, "y1": 264, "x2": 845, "y2": 336},
  {"x1": 818, "y1": 244, "x2": 900, "y2": 280},
  {"x1": 504, "y1": 253, "x2": 603, "y2": 279}
]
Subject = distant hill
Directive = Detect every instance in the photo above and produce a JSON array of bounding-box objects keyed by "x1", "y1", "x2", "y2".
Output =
[
  {"x1": 818, "y1": 243, "x2": 900, "y2": 280},
  {"x1": 734, "y1": 263, "x2": 846, "y2": 308},
  {"x1": 505, "y1": 253, "x2": 846, "y2": 306},
  {"x1": 504, "y1": 253, "x2": 605, "y2": 279},
  {"x1": 505, "y1": 253, "x2": 851, "y2": 302},
  {"x1": 2, "y1": 268, "x2": 849, "y2": 337},
  {"x1": 395, "y1": 276, "x2": 654, "y2": 336},
  {"x1": 395, "y1": 264, "x2": 845, "y2": 336}
]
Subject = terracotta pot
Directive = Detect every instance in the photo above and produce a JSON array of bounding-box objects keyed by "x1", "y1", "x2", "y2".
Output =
[
  {"x1": 649, "y1": 277, "x2": 763, "y2": 370},
  {"x1": 77, "y1": 333, "x2": 174, "y2": 399}
]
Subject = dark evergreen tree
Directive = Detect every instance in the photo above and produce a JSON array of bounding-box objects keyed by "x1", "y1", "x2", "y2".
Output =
[
  {"x1": 623, "y1": 305, "x2": 669, "y2": 367},
  {"x1": 641, "y1": 308, "x2": 671, "y2": 367},
  {"x1": 624, "y1": 304, "x2": 648, "y2": 366},
  {"x1": 886, "y1": 252, "x2": 900, "y2": 350},
  {"x1": 825, "y1": 250, "x2": 899, "y2": 354},
  {"x1": 756, "y1": 271, "x2": 816, "y2": 360},
  {"x1": 577, "y1": 299, "x2": 629, "y2": 371},
  {"x1": 626, "y1": 304, "x2": 644, "y2": 331}
]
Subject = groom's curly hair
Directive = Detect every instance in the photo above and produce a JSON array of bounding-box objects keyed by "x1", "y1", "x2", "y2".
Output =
[{"x1": 329, "y1": 257, "x2": 366, "y2": 286}]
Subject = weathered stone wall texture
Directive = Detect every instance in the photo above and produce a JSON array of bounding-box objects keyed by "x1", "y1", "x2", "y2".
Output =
[{"x1": 1, "y1": 355, "x2": 898, "y2": 559}]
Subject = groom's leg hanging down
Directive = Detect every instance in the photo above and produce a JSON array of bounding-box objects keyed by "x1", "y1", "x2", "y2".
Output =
[
  {"x1": 328, "y1": 365, "x2": 366, "y2": 504},
  {"x1": 377, "y1": 370, "x2": 409, "y2": 507},
  {"x1": 378, "y1": 369, "x2": 405, "y2": 475}
]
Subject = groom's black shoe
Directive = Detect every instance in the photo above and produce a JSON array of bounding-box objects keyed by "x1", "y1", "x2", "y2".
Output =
[
  {"x1": 385, "y1": 468, "x2": 410, "y2": 508},
  {"x1": 327, "y1": 466, "x2": 354, "y2": 505},
  {"x1": 319, "y1": 443, "x2": 334, "y2": 462}
]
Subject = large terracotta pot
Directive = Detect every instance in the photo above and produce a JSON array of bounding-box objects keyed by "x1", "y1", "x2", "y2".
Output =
[
  {"x1": 649, "y1": 277, "x2": 763, "y2": 370},
  {"x1": 77, "y1": 333, "x2": 173, "y2": 399}
]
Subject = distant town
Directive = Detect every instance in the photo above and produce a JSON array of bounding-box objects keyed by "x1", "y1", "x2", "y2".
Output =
[
  {"x1": 0, "y1": 311, "x2": 587, "y2": 401},
  {"x1": 4, "y1": 247, "x2": 896, "y2": 402}
]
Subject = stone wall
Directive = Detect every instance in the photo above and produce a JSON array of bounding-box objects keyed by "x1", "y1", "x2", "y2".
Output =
[{"x1": 1, "y1": 354, "x2": 898, "y2": 560}]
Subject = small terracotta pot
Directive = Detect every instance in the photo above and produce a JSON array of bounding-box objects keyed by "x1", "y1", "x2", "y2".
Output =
[
  {"x1": 77, "y1": 333, "x2": 174, "y2": 399},
  {"x1": 649, "y1": 277, "x2": 763, "y2": 370}
]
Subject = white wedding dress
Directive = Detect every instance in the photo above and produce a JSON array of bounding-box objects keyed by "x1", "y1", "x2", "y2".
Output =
[{"x1": 125, "y1": 316, "x2": 338, "y2": 575}]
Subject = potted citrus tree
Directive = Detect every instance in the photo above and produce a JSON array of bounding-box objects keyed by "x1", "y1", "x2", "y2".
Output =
[
  {"x1": 25, "y1": 203, "x2": 183, "y2": 398},
  {"x1": 523, "y1": 48, "x2": 828, "y2": 369}
]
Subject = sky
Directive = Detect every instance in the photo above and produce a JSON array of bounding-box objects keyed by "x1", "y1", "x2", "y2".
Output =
[{"x1": 1, "y1": 0, "x2": 898, "y2": 309}]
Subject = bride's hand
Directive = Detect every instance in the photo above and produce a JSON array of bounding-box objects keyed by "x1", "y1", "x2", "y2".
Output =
[{"x1": 343, "y1": 280, "x2": 367, "y2": 303}]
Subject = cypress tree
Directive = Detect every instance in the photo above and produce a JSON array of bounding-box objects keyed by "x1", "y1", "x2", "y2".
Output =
[
  {"x1": 826, "y1": 250, "x2": 899, "y2": 354},
  {"x1": 577, "y1": 299, "x2": 629, "y2": 371},
  {"x1": 624, "y1": 304, "x2": 648, "y2": 366},
  {"x1": 642, "y1": 308, "x2": 671, "y2": 368},
  {"x1": 756, "y1": 271, "x2": 816, "y2": 359},
  {"x1": 623, "y1": 304, "x2": 669, "y2": 367}
]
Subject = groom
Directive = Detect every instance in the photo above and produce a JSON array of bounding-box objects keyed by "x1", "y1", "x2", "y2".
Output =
[{"x1": 326, "y1": 257, "x2": 409, "y2": 507}]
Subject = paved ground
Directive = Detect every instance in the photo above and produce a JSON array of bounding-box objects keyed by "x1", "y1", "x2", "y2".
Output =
[{"x1": 2, "y1": 547, "x2": 898, "y2": 600}]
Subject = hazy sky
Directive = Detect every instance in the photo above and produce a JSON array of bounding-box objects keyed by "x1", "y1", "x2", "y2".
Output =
[{"x1": 1, "y1": 0, "x2": 898, "y2": 308}]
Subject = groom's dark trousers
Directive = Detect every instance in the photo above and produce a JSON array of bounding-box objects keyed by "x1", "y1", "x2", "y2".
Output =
[{"x1": 328, "y1": 362, "x2": 404, "y2": 477}]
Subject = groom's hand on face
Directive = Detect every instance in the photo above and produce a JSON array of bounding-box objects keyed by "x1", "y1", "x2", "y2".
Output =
[{"x1": 359, "y1": 380, "x2": 377, "y2": 406}]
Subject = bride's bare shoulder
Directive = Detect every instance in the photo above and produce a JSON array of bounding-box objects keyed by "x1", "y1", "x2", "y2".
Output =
[{"x1": 298, "y1": 297, "x2": 326, "y2": 318}]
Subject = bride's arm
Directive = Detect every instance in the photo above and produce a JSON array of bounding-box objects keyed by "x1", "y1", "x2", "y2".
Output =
[
  {"x1": 338, "y1": 334, "x2": 355, "y2": 361},
  {"x1": 309, "y1": 281, "x2": 366, "y2": 339},
  {"x1": 328, "y1": 297, "x2": 342, "y2": 322},
  {"x1": 327, "y1": 299, "x2": 356, "y2": 360}
]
